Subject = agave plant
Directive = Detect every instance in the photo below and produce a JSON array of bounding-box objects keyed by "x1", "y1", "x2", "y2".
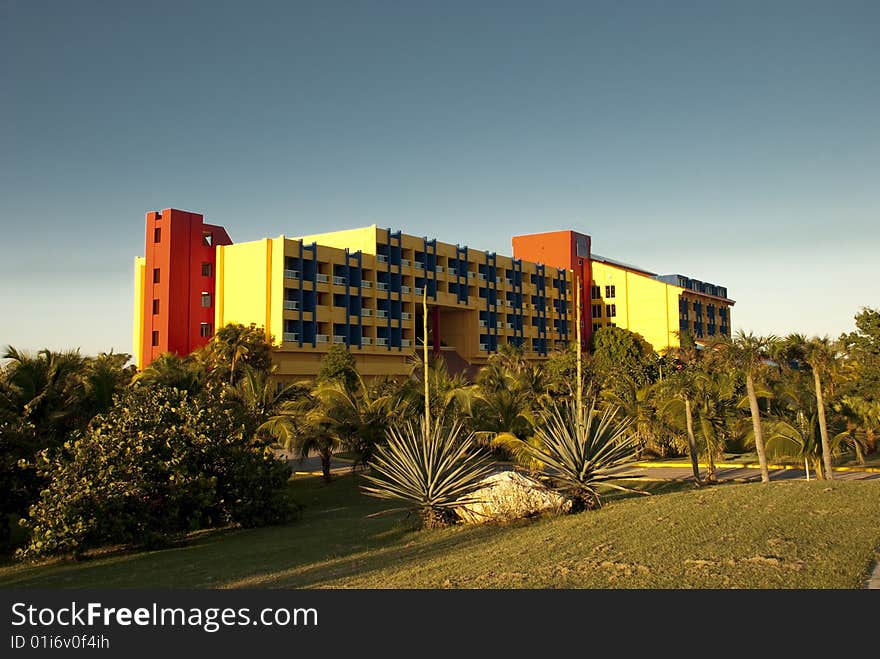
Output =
[
  {"x1": 497, "y1": 400, "x2": 641, "y2": 510},
  {"x1": 362, "y1": 419, "x2": 494, "y2": 529}
]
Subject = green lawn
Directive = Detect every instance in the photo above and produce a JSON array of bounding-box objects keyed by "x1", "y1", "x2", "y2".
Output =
[{"x1": 1, "y1": 474, "x2": 878, "y2": 589}]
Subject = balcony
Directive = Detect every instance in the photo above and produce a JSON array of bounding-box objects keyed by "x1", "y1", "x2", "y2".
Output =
[
  {"x1": 376, "y1": 282, "x2": 388, "y2": 291},
  {"x1": 505, "y1": 278, "x2": 512, "y2": 286},
  {"x1": 362, "y1": 308, "x2": 372, "y2": 317},
  {"x1": 496, "y1": 276, "x2": 502, "y2": 284},
  {"x1": 496, "y1": 322, "x2": 503, "y2": 329},
  {"x1": 361, "y1": 280, "x2": 372, "y2": 289},
  {"x1": 282, "y1": 332, "x2": 299, "y2": 342},
  {"x1": 401, "y1": 285, "x2": 411, "y2": 294},
  {"x1": 401, "y1": 339, "x2": 411, "y2": 347},
  {"x1": 316, "y1": 334, "x2": 329, "y2": 343},
  {"x1": 332, "y1": 276, "x2": 346, "y2": 285},
  {"x1": 506, "y1": 322, "x2": 514, "y2": 329},
  {"x1": 479, "y1": 343, "x2": 488, "y2": 351},
  {"x1": 400, "y1": 259, "x2": 411, "y2": 267},
  {"x1": 376, "y1": 337, "x2": 388, "y2": 346},
  {"x1": 361, "y1": 337, "x2": 372, "y2": 345},
  {"x1": 283, "y1": 300, "x2": 300, "y2": 311},
  {"x1": 414, "y1": 287, "x2": 424, "y2": 296},
  {"x1": 333, "y1": 335, "x2": 346, "y2": 345},
  {"x1": 479, "y1": 319, "x2": 487, "y2": 327},
  {"x1": 316, "y1": 273, "x2": 329, "y2": 283},
  {"x1": 377, "y1": 254, "x2": 388, "y2": 263},
  {"x1": 401, "y1": 312, "x2": 412, "y2": 320},
  {"x1": 478, "y1": 272, "x2": 487, "y2": 281},
  {"x1": 413, "y1": 261, "x2": 424, "y2": 270},
  {"x1": 284, "y1": 269, "x2": 300, "y2": 280},
  {"x1": 375, "y1": 309, "x2": 388, "y2": 318},
  {"x1": 436, "y1": 265, "x2": 444, "y2": 273},
  {"x1": 467, "y1": 271, "x2": 476, "y2": 279}
]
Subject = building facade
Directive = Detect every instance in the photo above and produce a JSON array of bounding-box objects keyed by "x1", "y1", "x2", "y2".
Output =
[{"x1": 133, "y1": 209, "x2": 734, "y2": 378}]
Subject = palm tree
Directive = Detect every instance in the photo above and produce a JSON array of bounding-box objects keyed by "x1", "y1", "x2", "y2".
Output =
[
  {"x1": 602, "y1": 374, "x2": 657, "y2": 458},
  {"x1": 133, "y1": 352, "x2": 206, "y2": 393},
  {"x1": 222, "y1": 365, "x2": 307, "y2": 444},
  {"x1": 657, "y1": 369, "x2": 701, "y2": 482},
  {"x1": 2, "y1": 347, "x2": 86, "y2": 446},
  {"x1": 803, "y1": 336, "x2": 842, "y2": 480},
  {"x1": 718, "y1": 331, "x2": 777, "y2": 483},
  {"x1": 309, "y1": 374, "x2": 402, "y2": 467}
]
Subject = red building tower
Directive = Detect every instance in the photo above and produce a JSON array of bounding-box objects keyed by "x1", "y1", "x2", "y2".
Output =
[
  {"x1": 511, "y1": 229, "x2": 593, "y2": 348},
  {"x1": 136, "y1": 208, "x2": 232, "y2": 368}
]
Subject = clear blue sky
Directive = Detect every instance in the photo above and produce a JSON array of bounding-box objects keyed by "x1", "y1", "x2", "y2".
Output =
[{"x1": 2, "y1": 0, "x2": 878, "y2": 356}]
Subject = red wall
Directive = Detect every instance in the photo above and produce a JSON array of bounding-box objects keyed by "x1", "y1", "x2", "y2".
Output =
[
  {"x1": 140, "y1": 209, "x2": 231, "y2": 367},
  {"x1": 511, "y1": 230, "x2": 593, "y2": 347}
]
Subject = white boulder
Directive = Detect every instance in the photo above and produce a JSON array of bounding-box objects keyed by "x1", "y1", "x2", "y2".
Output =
[{"x1": 456, "y1": 470, "x2": 571, "y2": 524}]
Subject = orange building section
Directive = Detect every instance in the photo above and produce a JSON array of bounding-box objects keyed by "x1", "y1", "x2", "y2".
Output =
[
  {"x1": 512, "y1": 230, "x2": 593, "y2": 346},
  {"x1": 138, "y1": 209, "x2": 232, "y2": 368}
]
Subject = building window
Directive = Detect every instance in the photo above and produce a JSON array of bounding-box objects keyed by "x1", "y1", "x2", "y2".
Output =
[
  {"x1": 606, "y1": 304, "x2": 617, "y2": 318},
  {"x1": 200, "y1": 323, "x2": 212, "y2": 338},
  {"x1": 151, "y1": 330, "x2": 159, "y2": 346},
  {"x1": 591, "y1": 285, "x2": 601, "y2": 300},
  {"x1": 201, "y1": 292, "x2": 212, "y2": 308},
  {"x1": 152, "y1": 299, "x2": 159, "y2": 315},
  {"x1": 592, "y1": 304, "x2": 602, "y2": 318},
  {"x1": 152, "y1": 268, "x2": 160, "y2": 283},
  {"x1": 605, "y1": 285, "x2": 616, "y2": 298},
  {"x1": 592, "y1": 323, "x2": 600, "y2": 333},
  {"x1": 153, "y1": 227, "x2": 161, "y2": 243},
  {"x1": 202, "y1": 262, "x2": 212, "y2": 277},
  {"x1": 609, "y1": 322, "x2": 616, "y2": 327},
  {"x1": 202, "y1": 232, "x2": 213, "y2": 246}
]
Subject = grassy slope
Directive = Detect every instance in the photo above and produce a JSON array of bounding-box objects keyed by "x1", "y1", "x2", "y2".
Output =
[{"x1": 1, "y1": 475, "x2": 878, "y2": 589}]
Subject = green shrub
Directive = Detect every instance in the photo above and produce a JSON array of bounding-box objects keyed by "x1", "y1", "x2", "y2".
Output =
[{"x1": 19, "y1": 386, "x2": 292, "y2": 559}]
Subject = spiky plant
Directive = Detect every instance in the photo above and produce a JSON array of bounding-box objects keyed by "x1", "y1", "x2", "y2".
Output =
[
  {"x1": 362, "y1": 419, "x2": 494, "y2": 529},
  {"x1": 498, "y1": 400, "x2": 642, "y2": 510}
]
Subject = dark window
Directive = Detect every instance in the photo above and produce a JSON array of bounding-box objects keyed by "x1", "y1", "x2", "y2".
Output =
[
  {"x1": 606, "y1": 304, "x2": 617, "y2": 318},
  {"x1": 202, "y1": 232, "x2": 213, "y2": 246},
  {"x1": 202, "y1": 262, "x2": 212, "y2": 277},
  {"x1": 576, "y1": 236, "x2": 588, "y2": 258},
  {"x1": 152, "y1": 268, "x2": 160, "y2": 283},
  {"x1": 200, "y1": 323, "x2": 212, "y2": 338},
  {"x1": 591, "y1": 285, "x2": 601, "y2": 300},
  {"x1": 201, "y1": 292, "x2": 212, "y2": 308},
  {"x1": 152, "y1": 299, "x2": 159, "y2": 315},
  {"x1": 151, "y1": 331, "x2": 159, "y2": 346},
  {"x1": 605, "y1": 285, "x2": 616, "y2": 298},
  {"x1": 592, "y1": 323, "x2": 600, "y2": 333},
  {"x1": 592, "y1": 304, "x2": 602, "y2": 318},
  {"x1": 154, "y1": 227, "x2": 161, "y2": 243}
]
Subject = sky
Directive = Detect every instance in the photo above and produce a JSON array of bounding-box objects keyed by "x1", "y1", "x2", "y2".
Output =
[{"x1": 2, "y1": 0, "x2": 878, "y2": 356}]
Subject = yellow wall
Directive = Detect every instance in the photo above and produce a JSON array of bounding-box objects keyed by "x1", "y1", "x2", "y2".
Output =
[
  {"x1": 590, "y1": 260, "x2": 684, "y2": 351},
  {"x1": 590, "y1": 258, "x2": 733, "y2": 351},
  {"x1": 215, "y1": 238, "x2": 281, "y2": 346},
  {"x1": 293, "y1": 225, "x2": 379, "y2": 255},
  {"x1": 132, "y1": 256, "x2": 146, "y2": 368}
]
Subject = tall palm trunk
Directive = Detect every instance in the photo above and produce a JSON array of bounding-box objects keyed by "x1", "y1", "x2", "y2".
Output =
[
  {"x1": 813, "y1": 369, "x2": 834, "y2": 481},
  {"x1": 321, "y1": 449, "x2": 332, "y2": 483},
  {"x1": 684, "y1": 398, "x2": 700, "y2": 483},
  {"x1": 745, "y1": 372, "x2": 770, "y2": 483}
]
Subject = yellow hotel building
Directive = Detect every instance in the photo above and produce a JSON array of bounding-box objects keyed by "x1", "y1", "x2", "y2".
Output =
[{"x1": 133, "y1": 209, "x2": 734, "y2": 379}]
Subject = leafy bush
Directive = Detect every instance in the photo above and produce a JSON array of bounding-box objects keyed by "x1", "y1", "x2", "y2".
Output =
[
  {"x1": 362, "y1": 419, "x2": 494, "y2": 528},
  {"x1": 19, "y1": 386, "x2": 292, "y2": 558}
]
